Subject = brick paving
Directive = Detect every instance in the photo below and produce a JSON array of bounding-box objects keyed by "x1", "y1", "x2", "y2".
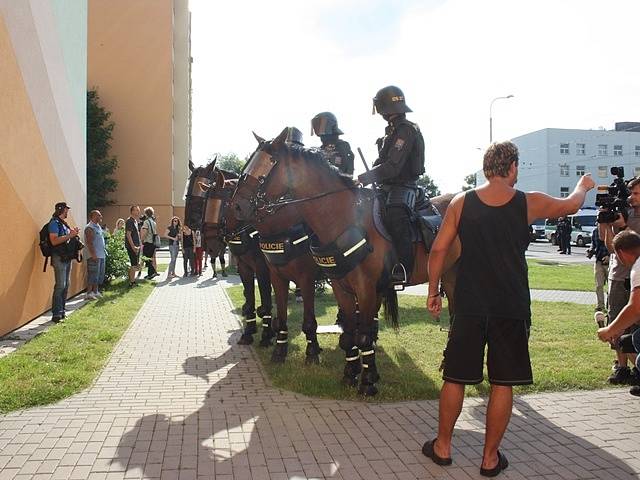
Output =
[{"x1": 1, "y1": 273, "x2": 639, "y2": 479}]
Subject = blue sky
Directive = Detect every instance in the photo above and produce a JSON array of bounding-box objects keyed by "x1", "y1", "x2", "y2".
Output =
[{"x1": 190, "y1": 0, "x2": 640, "y2": 193}]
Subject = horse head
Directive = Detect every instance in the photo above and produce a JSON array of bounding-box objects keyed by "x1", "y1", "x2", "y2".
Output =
[
  {"x1": 184, "y1": 157, "x2": 218, "y2": 230},
  {"x1": 232, "y1": 128, "x2": 354, "y2": 228}
]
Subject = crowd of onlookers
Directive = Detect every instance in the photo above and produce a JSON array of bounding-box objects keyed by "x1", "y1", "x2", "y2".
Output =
[{"x1": 46, "y1": 202, "x2": 229, "y2": 322}]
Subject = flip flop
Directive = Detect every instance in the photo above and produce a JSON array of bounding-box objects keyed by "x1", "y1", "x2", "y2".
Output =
[
  {"x1": 421, "y1": 438, "x2": 452, "y2": 466},
  {"x1": 480, "y1": 450, "x2": 509, "y2": 477}
]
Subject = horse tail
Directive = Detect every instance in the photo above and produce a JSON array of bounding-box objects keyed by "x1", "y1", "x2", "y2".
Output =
[{"x1": 382, "y1": 287, "x2": 399, "y2": 330}]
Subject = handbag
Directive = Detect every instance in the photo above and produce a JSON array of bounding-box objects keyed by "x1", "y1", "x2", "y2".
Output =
[{"x1": 150, "y1": 220, "x2": 161, "y2": 248}]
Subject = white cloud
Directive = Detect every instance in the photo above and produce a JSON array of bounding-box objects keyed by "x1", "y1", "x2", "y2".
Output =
[{"x1": 191, "y1": 0, "x2": 640, "y2": 193}]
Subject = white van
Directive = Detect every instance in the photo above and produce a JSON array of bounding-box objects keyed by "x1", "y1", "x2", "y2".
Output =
[{"x1": 544, "y1": 208, "x2": 596, "y2": 247}]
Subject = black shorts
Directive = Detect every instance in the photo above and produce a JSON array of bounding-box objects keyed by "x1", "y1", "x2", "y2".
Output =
[
  {"x1": 142, "y1": 243, "x2": 156, "y2": 258},
  {"x1": 443, "y1": 314, "x2": 533, "y2": 386},
  {"x1": 126, "y1": 246, "x2": 140, "y2": 267}
]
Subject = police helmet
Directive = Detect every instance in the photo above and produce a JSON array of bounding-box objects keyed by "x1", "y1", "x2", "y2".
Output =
[
  {"x1": 311, "y1": 112, "x2": 344, "y2": 136},
  {"x1": 372, "y1": 85, "x2": 412, "y2": 115},
  {"x1": 285, "y1": 126, "x2": 304, "y2": 146}
]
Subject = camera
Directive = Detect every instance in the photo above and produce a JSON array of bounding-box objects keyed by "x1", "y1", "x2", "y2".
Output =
[{"x1": 595, "y1": 166, "x2": 630, "y2": 223}]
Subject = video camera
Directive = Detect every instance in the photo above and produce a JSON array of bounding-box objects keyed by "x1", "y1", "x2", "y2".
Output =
[{"x1": 595, "y1": 166, "x2": 630, "y2": 223}]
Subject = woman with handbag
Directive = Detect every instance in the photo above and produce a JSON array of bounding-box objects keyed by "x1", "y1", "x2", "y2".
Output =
[
  {"x1": 140, "y1": 206, "x2": 160, "y2": 280},
  {"x1": 165, "y1": 216, "x2": 181, "y2": 279}
]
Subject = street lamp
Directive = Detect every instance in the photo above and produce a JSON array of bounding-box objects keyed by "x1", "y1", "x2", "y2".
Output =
[{"x1": 489, "y1": 95, "x2": 514, "y2": 143}]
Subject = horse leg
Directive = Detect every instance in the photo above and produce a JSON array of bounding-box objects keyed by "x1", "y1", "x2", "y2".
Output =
[
  {"x1": 356, "y1": 285, "x2": 384, "y2": 397},
  {"x1": 300, "y1": 274, "x2": 321, "y2": 365},
  {"x1": 333, "y1": 282, "x2": 359, "y2": 386},
  {"x1": 255, "y1": 256, "x2": 275, "y2": 346},
  {"x1": 237, "y1": 259, "x2": 257, "y2": 345},
  {"x1": 270, "y1": 274, "x2": 289, "y2": 363}
]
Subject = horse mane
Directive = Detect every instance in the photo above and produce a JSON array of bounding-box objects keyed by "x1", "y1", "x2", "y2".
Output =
[
  {"x1": 282, "y1": 143, "x2": 356, "y2": 188},
  {"x1": 218, "y1": 168, "x2": 239, "y2": 180}
]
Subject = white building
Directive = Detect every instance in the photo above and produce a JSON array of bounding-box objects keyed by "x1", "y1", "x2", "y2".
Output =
[{"x1": 477, "y1": 122, "x2": 640, "y2": 206}]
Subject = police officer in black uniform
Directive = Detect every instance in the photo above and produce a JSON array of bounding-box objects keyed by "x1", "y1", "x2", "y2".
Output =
[
  {"x1": 357, "y1": 86, "x2": 425, "y2": 284},
  {"x1": 284, "y1": 126, "x2": 305, "y2": 302},
  {"x1": 285, "y1": 126, "x2": 304, "y2": 146},
  {"x1": 311, "y1": 112, "x2": 355, "y2": 177}
]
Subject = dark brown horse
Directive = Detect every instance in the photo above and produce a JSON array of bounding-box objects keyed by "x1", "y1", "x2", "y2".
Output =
[
  {"x1": 233, "y1": 128, "x2": 460, "y2": 395},
  {"x1": 184, "y1": 160, "x2": 274, "y2": 345},
  {"x1": 224, "y1": 135, "x2": 331, "y2": 364}
]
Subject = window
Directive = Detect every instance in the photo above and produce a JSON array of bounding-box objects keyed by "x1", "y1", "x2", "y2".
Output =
[
  {"x1": 635, "y1": 145, "x2": 640, "y2": 157},
  {"x1": 560, "y1": 164, "x2": 569, "y2": 176},
  {"x1": 576, "y1": 143, "x2": 586, "y2": 155},
  {"x1": 560, "y1": 143, "x2": 570, "y2": 155},
  {"x1": 598, "y1": 166, "x2": 608, "y2": 178},
  {"x1": 560, "y1": 187, "x2": 569, "y2": 198},
  {"x1": 614, "y1": 145, "x2": 623, "y2": 156},
  {"x1": 576, "y1": 165, "x2": 585, "y2": 176},
  {"x1": 598, "y1": 144, "x2": 608, "y2": 156},
  {"x1": 635, "y1": 166, "x2": 640, "y2": 177}
]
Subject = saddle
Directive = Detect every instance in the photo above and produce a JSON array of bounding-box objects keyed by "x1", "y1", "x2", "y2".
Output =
[{"x1": 372, "y1": 189, "x2": 442, "y2": 252}]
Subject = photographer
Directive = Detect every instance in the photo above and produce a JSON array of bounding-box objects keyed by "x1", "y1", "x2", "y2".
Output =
[
  {"x1": 597, "y1": 229, "x2": 640, "y2": 397},
  {"x1": 598, "y1": 176, "x2": 640, "y2": 385},
  {"x1": 587, "y1": 227, "x2": 609, "y2": 313},
  {"x1": 48, "y1": 202, "x2": 80, "y2": 323}
]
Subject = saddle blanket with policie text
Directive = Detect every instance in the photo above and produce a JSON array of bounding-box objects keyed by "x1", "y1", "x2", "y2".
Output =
[
  {"x1": 259, "y1": 223, "x2": 310, "y2": 267},
  {"x1": 310, "y1": 225, "x2": 372, "y2": 279}
]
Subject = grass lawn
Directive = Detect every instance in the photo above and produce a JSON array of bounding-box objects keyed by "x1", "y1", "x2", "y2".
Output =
[
  {"x1": 226, "y1": 286, "x2": 616, "y2": 402},
  {"x1": 527, "y1": 259, "x2": 594, "y2": 291},
  {"x1": 0, "y1": 278, "x2": 155, "y2": 414}
]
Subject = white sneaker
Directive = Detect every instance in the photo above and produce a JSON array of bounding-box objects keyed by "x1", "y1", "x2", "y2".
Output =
[
  {"x1": 85, "y1": 292, "x2": 96, "y2": 301},
  {"x1": 594, "y1": 311, "x2": 606, "y2": 328},
  {"x1": 94, "y1": 291, "x2": 103, "y2": 298}
]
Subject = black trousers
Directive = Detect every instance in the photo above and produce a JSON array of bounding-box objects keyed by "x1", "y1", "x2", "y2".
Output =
[{"x1": 386, "y1": 205, "x2": 414, "y2": 273}]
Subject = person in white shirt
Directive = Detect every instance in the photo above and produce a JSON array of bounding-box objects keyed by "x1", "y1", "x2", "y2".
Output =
[{"x1": 598, "y1": 229, "x2": 640, "y2": 397}]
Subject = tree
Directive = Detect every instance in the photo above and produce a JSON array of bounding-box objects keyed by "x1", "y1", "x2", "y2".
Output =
[
  {"x1": 87, "y1": 89, "x2": 118, "y2": 211},
  {"x1": 416, "y1": 174, "x2": 441, "y2": 197},
  {"x1": 210, "y1": 153, "x2": 244, "y2": 175},
  {"x1": 462, "y1": 173, "x2": 477, "y2": 191}
]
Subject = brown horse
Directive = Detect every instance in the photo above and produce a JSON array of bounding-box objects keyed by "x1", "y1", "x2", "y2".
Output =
[
  {"x1": 225, "y1": 183, "x2": 324, "y2": 363},
  {"x1": 184, "y1": 160, "x2": 274, "y2": 346},
  {"x1": 233, "y1": 128, "x2": 460, "y2": 395}
]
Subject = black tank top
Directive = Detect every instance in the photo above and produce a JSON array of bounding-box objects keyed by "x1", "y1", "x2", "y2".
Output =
[{"x1": 454, "y1": 190, "x2": 531, "y2": 320}]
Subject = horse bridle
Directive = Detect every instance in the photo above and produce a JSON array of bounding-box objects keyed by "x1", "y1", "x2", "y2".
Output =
[{"x1": 233, "y1": 144, "x2": 356, "y2": 225}]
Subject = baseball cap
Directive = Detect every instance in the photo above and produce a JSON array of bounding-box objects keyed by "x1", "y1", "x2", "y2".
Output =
[{"x1": 54, "y1": 202, "x2": 71, "y2": 213}]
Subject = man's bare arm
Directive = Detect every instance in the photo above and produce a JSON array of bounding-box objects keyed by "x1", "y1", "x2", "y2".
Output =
[
  {"x1": 427, "y1": 192, "x2": 464, "y2": 296},
  {"x1": 598, "y1": 287, "x2": 640, "y2": 341},
  {"x1": 527, "y1": 174, "x2": 595, "y2": 223}
]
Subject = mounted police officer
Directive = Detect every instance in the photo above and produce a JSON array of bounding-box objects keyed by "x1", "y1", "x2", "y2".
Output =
[
  {"x1": 357, "y1": 86, "x2": 425, "y2": 285},
  {"x1": 311, "y1": 112, "x2": 355, "y2": 177},
  {"x1": 285, "y1": 126, "x2": 304, "y2": 146}
]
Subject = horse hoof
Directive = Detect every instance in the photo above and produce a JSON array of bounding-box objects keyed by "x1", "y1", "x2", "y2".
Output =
[
  {"x1": 358, "y1": 384, "x2": 378, "y2": 397},
  {"x1": 305, "y1": 354, "x2": 320, "y2": 365},
  {"x1": 259, "y1": 338, "x2": 273, "y2": 348},
  {"x1": 342, "y1": 375, "x2": 358, "y2": 387},
  {"x1": 237, "y1": 334, "x2": 254, "y2": 345}
]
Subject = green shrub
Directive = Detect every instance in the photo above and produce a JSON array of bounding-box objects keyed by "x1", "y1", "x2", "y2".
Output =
[{"x1": 105, "y1": 229, "x2": 129, "y2": 281}]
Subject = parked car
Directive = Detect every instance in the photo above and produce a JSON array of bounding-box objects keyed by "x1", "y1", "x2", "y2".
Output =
[
  {"x1": 530, "y1": 218, "x2": 546, "y2": 241},
  {"x1": 545, "y1": 208, "x2": 596, "y2": 247}
]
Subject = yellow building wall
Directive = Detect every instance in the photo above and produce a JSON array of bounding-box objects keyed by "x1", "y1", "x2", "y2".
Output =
[
  {"x1": 0, "y1": 2, "x2": 87, "y2": 336},
  {"x1": 88, "y1": 0, "x2": 191, "y2": 230}
]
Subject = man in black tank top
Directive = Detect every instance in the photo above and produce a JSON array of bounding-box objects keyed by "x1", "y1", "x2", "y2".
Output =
[{"x1": 422, "y1": 141, "x2": 595, "y2": 476}]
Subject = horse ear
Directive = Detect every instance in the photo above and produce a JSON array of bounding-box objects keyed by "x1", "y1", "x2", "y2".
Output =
[
  {"x1": 273, "y1": 127, "x2": 289, "y2": 145},
  {"x1": 215, "y1": 169, "x2": 225, "y2": 190},
  {"x1": 252, "y1": 131, "x2": 265, "y2": 144},
  {"x1": 210, "y1": 155, "x2": 217, "y2": 169},
  {"x1": 188, "y1": 159, "x2": 195, "y2": 173}
]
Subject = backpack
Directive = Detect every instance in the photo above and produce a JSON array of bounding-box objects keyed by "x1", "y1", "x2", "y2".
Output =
[{"x1": 38, "y1": 221, "x2": 54, "y2": 272}]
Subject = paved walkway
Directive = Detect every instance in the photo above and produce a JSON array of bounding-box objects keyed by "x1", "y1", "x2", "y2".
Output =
[{"x1": 1, "y1": 274, "x2": 639, "y2": 480}]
